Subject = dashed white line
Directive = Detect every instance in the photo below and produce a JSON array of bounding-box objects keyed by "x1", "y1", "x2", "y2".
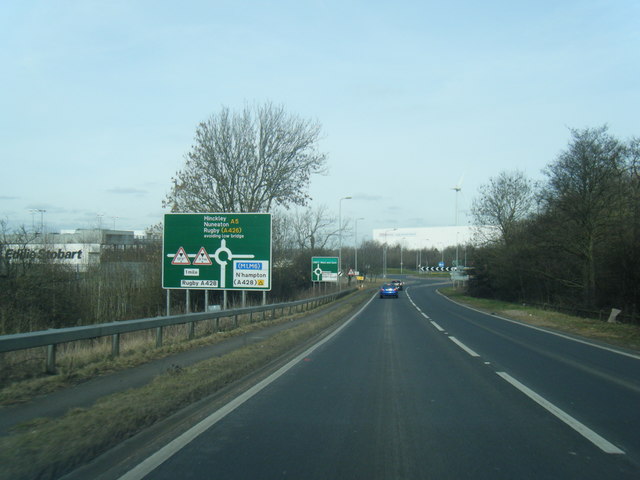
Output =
[
  {"x1": 496, "y1": 371, "x2": 624, "y2": 455},
  {"x1": 449, "y1": 336, "x2": 480, "y2": 357},
  {"x1": 430, "y1": 321, "x2": 445, "y2": 332},
  {"x1": 408, "y1": 286, "x2": 624, "y2": 456}
]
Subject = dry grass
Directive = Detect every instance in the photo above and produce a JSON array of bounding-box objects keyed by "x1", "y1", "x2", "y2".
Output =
[
  {"x1": 440, "y1": 288, "x2": 640, "y2": 352},
  {"x1": 0, "y1": 290, "x2": 371, "y2": 480},
  {"x1": 0, "y1": 310, "x2": 291, "y2": 405}
]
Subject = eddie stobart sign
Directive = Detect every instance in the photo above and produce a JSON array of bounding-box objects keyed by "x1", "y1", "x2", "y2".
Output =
[
  {"x1": 0, "y1": 243, "x2": 99, "y2": 270},
  {"x1": 162, "y1": 213, "x2": 272, "y2": 291},
  {"x1": 1, "y1": 246, "x2": 83, "y2": 261}
]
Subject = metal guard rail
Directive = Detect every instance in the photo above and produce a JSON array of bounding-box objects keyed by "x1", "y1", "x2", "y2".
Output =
[{"x1": 0, "y1": 289, "x2": 355, "y2": 373}]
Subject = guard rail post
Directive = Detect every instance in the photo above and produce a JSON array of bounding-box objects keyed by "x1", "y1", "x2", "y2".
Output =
[
  {"x1": 46, "y1": 344, "x2": 56, "y2": 374},
  {"x1": 111, "y1": 333, "x2": 120, "y2": 357}
]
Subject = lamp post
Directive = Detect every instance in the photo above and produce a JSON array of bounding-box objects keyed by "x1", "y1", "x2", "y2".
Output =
[
  {"x1": 354, "y1": 217, "x2": 364, "y2": 273},
  {"x1": 36, "y1": 209, "x2": 46, "y2": 236},
  {"x1": 338, "y1": 196, "x2": 352, "y2": 290},
  {"x1": 453, "y1": 184, "x2": 462, "y2": 270},
  {"x1": 28, "y1": 209, "x2": 37, "y2": 233},
  {"x1": 418, "y1": 238, "x2": 429, "y2": 271},
  {"x1": 383, "y1": 228, "x2": 396, "y2": 278}
]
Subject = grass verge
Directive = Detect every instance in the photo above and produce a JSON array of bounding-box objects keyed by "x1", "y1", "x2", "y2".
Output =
[
  {"x1": 0, "y1": 289, "x2": 372, "y2": 480},
  {"x1": 0, "y1": 299, "x2": 350, "y2": 405},
  {"x1": 439, "y1": 287, "x2": 640, "y2": 352}
]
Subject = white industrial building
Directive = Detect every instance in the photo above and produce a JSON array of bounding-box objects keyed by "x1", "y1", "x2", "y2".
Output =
[
  {"x1": 372, "y1": 226, "x2": 492, "y2": 250},
  {"x1": 0, "y1": 229, "x2": 157, "y2": 272}
]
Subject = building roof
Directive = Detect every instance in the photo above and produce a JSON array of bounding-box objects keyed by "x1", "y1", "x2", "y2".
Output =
[{"x1": 372, "y1": 226, "x2": 495, "y2": 250}]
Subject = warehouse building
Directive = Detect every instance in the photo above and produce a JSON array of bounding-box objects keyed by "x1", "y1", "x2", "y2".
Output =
[
  {"x1": 372, "y1": 226, "x2": 493, "y2": 250},
  {"x1": 0, "y1": 228, "x2": 156, "y2": 272}
]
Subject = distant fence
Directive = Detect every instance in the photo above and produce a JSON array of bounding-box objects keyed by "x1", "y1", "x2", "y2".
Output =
[{"x1": 0, "y1": 289, "x2": 355, "y2": 374}]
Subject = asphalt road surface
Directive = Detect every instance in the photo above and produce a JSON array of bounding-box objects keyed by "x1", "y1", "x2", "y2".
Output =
[{"x1": 116, "y1": 277, "x2": 640, "y2": 480}]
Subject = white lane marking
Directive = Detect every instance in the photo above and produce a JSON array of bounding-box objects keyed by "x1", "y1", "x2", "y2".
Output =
[
  {"x1": 431, "y1": 321, "x2": 445, "y2": 332},
  {"x1": 449, "y1": 336, "x2": 480, "y2": 357},
  {"x1": 407, "y1": 290, "x2": 429, "y2": 319},
  {"x1": 118, "y1": 294, "x2": 378, "y2": 480},
  {"x1": 496, "y1": 371, "x2": 624, "y2": 455},
  {"x1": 437, "y1": 290, "x2": 640, "y2": 361}
]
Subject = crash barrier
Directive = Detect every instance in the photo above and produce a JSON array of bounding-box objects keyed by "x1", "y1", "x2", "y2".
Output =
[{"x1": 0, "y1": 289, "x2": 355, "y2": 374}]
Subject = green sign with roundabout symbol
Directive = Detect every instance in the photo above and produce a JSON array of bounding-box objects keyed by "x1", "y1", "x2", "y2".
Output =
[
  {"x1": 163, "y1": 213, "x2": 271, "y2": 290},
  {"x1": 311, "y1": 256, "x2": 338, "y2": 283}
]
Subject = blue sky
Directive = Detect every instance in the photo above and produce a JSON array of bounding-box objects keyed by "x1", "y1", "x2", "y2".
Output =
[{"x1": 1, "y1": 0, "x2": 638, "y2": 240}]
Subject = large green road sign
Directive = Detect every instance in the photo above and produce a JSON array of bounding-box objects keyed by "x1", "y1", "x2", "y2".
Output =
[
  {"x1": 311, "y1": 256, "x2": 338, "y2": 283},
  {"x1": 163, "y1": 213, "x2": 271, "y2": 290}
]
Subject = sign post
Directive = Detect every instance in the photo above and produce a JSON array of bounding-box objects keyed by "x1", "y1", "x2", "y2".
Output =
[{"x1": 163, "y1": 213, "x2": 271, "y2": 291}]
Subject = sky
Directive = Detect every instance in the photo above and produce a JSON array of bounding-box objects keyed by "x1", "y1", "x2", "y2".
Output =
[{"x1": 1, "y1": 0, "x2": 638, "y2": 242}]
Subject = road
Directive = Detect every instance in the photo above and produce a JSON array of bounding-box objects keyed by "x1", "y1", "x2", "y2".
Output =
[{"x1": 117, "y1": 277, "x2": 640, "y2": 479}]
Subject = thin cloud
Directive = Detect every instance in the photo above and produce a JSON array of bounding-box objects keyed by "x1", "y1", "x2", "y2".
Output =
[{"x1": 106, "y1": 187, "x2": 147, "y2": 196}]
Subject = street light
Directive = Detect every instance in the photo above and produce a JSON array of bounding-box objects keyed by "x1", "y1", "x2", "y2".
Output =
[
  {"x1": 452, "y1": 181, "x2": 462, "y2": 270},
  {"x1": 354, "y1": 217, "x2": 364, "y2": 273},
  {"x1": 338, "y1": 196, "x2": 352, "y2": 289},
  {"x1": 28, "y1": 209, "x2": 37, "y2": 233},
  {"x1": 35, "y1": 209, "x2": 46, "y2": 235},
  {"x1": 383, "y1": 228, "x2": 396, "y2": 278},
  {"x1": 418, "y1": 238, "x2": 429, "y2": 271}
]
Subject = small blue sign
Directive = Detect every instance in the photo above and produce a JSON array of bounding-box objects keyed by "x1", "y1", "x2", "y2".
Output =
[
  {"x1": 236, "y1": 262, "x2": 263, "y2": 270},
  {"x1": 438, "y1": 261, "x2": 445, "y2": 268}
]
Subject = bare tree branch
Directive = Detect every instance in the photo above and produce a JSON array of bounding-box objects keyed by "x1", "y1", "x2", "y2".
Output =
[{"x1": 163, "y1": 102, "x2": 326, "y2": 213}]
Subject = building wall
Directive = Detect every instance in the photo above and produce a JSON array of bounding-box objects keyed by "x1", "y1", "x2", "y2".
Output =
[{"x1": 0, "y1": 228, "x2": 139, "y2": 272}]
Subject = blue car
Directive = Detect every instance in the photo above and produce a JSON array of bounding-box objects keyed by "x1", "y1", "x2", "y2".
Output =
[{"x1": 379, "y1": 283, "x2": 399, "y2": 298}]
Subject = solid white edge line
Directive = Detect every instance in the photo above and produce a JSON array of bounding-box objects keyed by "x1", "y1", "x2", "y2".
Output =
[
  {"x1": 118, "y1": 293, "x2": 377, "y2": 480},
  {"x1": 437, "y1": 290, "x2": 640, "y2": 361},
  {"x1": 449, "y1": 336, "x2": 480, "y2": 357},
  {"x1": 496, "y1": 371, "x2": 624, "y2": 455}
]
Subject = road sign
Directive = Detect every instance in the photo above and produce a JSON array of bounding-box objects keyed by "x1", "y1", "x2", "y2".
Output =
[
  {"x1": 311, "y1": 256, "x2": 338, "y2": 283},
  {"x1": 420, "y1": 266, "x2": 454, "y2": 272},
  {"x1": 163, "y1": 213, "x2": 271, "y2": 290}
]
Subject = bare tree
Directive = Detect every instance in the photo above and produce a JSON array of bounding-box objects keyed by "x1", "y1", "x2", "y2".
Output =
[
  {"x1": 288, "y1": 204, "x2": 339, "y2": 250},
  {"x1": 164, "y1": 103, "x2": 327, "y2": 213},
  {"x1": 540, "y1": 125, "x2": 626, "y2": 305},
  {"x1": 471, "y1": 170, "x2": 536, "y2": 244}
]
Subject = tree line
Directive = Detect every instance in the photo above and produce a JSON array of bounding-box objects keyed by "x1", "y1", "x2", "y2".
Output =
[
  {"x1": 468, "y1": 125, "x2": 639, "y2": 321},
  {"x1": 3, "y1": 102, "x2": 635, "y2": 333},
  {"x1": 0, "y1": 211, "x2": 456, "y2": 335}
]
